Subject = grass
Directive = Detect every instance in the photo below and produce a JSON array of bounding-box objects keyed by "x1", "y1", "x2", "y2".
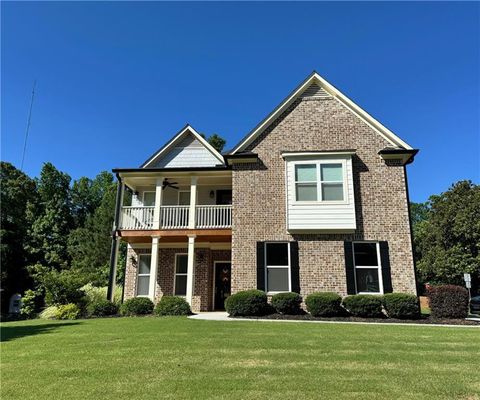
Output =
[{"x1": 1, "y1": 317, "x2": 479, "y2": 400}]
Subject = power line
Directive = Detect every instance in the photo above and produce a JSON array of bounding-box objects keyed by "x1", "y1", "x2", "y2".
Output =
[{"x1": 20, "y1": 80, "x2": 36, "y2": 171}]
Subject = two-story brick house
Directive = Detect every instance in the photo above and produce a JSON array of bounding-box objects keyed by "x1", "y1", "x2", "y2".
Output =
[{"x1": 107, "y1": 71, "x2": 418, "y2": 312}]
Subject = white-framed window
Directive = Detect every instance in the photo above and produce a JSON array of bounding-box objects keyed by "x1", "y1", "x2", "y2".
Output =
[
  {"x1": 293, "y1": 160, "x2": 346, "y2": 203},
  {"x1": 136, "y1": 254, "x2": 152, "y2": 296},
  {"x1": 143, "y1": 191, "x2": 156, "y2": 206},
  {"x1": 178, "y1": 191, "x2": 190, "y2": 205},
  {"x1": 265, "y1": 242, "x2": 291, "y2": 293},
  {"x1": 352, "y1": 242, "x2": 383, "y2": 294},
  {"x1": 174, "y1": 254, "x2": 188, "y2": 296}
]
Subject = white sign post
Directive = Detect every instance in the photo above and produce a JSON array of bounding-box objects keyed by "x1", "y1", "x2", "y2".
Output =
[{"x1": 464, "y1": 273, "x2": 472, "y2": 314}]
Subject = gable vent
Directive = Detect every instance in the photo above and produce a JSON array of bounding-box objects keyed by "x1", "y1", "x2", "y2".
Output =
[{"x1": 301, "y1": 83, "x2": 331, "y2": 99}]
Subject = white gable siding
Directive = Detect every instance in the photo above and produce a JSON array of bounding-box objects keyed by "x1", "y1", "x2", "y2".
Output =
[
  {"x1": 285, "y1": 155, "x2": 356, "y2": 232},
  {"x1": 149, "y1": 135, "x2": 221, "y2": 168}
]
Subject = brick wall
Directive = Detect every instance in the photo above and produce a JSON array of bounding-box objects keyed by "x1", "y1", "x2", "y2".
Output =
[
  {"x1": 124, "y1": 246, "x2": 231, "y2": 312},
  {"x1": 231, "y1": 97, "x2": 416, "y2": 297}
]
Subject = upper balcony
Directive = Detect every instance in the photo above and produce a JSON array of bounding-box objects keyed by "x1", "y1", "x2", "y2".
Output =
[
  {"x1": 115, "y1": 168, "x2": 232, "y2": 237},
  {"x1": 120, "y1": 204, "x2": 232, "y2": 230}
]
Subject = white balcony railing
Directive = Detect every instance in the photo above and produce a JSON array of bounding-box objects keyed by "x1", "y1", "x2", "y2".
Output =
[
  {"x1": 160, "y1": 205, "x2": 190, "y2": 229},
  {"x1": 119, "y1": 205, "x2": 232, "y2": 230},
  {"x1": 120, "y1": 206, "x2": 155, "y2": 230},
  {"x1": 196, "y1": 205, "x2": 232, "y2": 229}
]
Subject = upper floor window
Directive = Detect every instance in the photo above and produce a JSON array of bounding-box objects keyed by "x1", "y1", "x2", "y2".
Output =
[{"x1": 294, "y1": 161, "x2": 345, "y2": 202}]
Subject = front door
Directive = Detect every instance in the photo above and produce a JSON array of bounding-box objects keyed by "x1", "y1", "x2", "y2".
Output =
[{"x1": 214, "y1": 262, "x2": 231, "y2": 310}]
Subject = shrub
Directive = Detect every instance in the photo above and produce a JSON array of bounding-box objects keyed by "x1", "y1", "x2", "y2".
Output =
[
  {"x1": 428, "y1": 285, "x2": 469, "y2": 319},
  {"x1": 342, "y1": 295, "x2": 384, "y2": 318},
  {"x1": 383, "y1": 293, "x2": 420, "y2": 319},
  {"x1": 87, "y1": 299, "x2": 119, "y2": 317},
  {"x1": 81, "y1": 284, "x2": 122, "y2": 306},
  {"x1": 154, "y1": 296, "x2": 191, "y2": 316},
  {"x1": 55, "y1": 304, "x2": 80, "y2": 320},
  {"x1": 20, "y1": 289, "x2": 41, "y2": 319},
  {"x1": 39, "y1": 306, "x2": 59, "y2": 320},
  {"x1": 305, "y1": 292, "x2": 343, "y2": 317},
  {"x1": 42, "y1": 270, "x2": 87, "y2": 306},
  {"x1": 120, "y1": 297, "x2": 154, "y2": 316},
  {"x1": 271, "y1": 292, "x2": 302, "y2": 314},
  {"x1": 225, "y1": 290, "x2": 268, "y2": 316}
]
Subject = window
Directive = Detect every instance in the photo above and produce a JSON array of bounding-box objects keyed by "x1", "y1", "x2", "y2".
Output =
[
  {"x1": 136, "y1": 254, "x2": 151, "y2": 296},
  {"x1": 353, "y1": 242, "x2": 383, "y2": 294},
  {"x1": 294, "y1": 161, "x2": 345, "y2": 202},
  {"x1": 265, "y1": 242, "x2": 290, "y2": 293},
  {"x1": 174, "y1": 254, "x2": 188, "y2": 296},
  {"x1": 178, "y1": 191, "x2": 190, "y2": 205},
  {"x1": 143, "y1": 192, "x2": 156, "y2": 206}
]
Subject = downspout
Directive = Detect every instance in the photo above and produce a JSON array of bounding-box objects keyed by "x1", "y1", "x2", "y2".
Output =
[{"x1": 107, "y1": 173, "x2": 124, "y2": 301}]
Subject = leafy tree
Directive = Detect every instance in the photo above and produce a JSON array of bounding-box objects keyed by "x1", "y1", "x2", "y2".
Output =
[
  {"x1": 71, "y1": 172, "x2": 114, "y2": 228},
  {"x1": 207, "y1": 133, "x2": 226, "y2": 153},
  {"x1": 199, "y1": 133, "x2": 227, "y2": 153},
  {"x1": 25, "y1": 163, "x2": 73, "y2": 289},
  {"x1": 415, "y1": 181, "x2": 480, "y2": 287},
  {"x1": 68, "y1": 173, "x2": 124, "y2": 285},
  {"x1": 0, "y1": 162, "x2": 37, "y2": 312},
  {"x1": 410, "y1": 202, "x2": 430, "y2": 228}
]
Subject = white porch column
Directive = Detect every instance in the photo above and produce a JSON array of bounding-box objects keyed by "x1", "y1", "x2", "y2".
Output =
[
  {"x1": 185, "y1": 235, "x2": 196, "y2": 306},
  {"x1": 149, "y1": 236, "x2": 160, "y2": 301},
  {"x1": 188, "y1": 176, "x2": 198, "y2": 229},
  {"x1": 153, "y1": 177, "x2": 163, "y2": 229}
]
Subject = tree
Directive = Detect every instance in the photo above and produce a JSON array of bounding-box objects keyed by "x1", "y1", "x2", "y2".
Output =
[
  {"x1": 0, "y1": 162, "x2": 37, "y2": 312},
  {"x1": 410, "y1": 202, "x2": 430, "y2": 228},
  {"x1": 25, "y1": 163, "x2": 73, "y2": 288},
  {"x1": 207, "y1": 134, "x2": 226, "y2": 153},
  {"x1": 68, "y1": 172, "x2": 120, "y2": 285},
  {"x1": 414, "y1": 181, "x2": 480, "y2": 287}
]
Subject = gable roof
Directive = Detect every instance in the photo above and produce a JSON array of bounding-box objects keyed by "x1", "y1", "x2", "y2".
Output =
[
  {"x1": 140, "y1": 124, "x2": 225, "y2": 168},
  {"x1": 230, "y1": 71, "x2": 414, "y2": 154}
]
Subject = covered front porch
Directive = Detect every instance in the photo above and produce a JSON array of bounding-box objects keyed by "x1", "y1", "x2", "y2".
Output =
[
  {"x1": 108, "y1": 169, "x2": 233, "y2": 311},
  {"x1": 124, "y1": 241, "x2": 232, "y2": 312}
]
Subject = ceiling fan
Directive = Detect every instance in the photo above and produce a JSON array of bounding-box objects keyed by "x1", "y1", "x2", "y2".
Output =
[{"x1": 162, "y1": 178, "x2": 179, "y2": 190}]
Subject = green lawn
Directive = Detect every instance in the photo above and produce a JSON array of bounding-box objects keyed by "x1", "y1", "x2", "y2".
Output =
[{"x1": 1, "y1": 318, "x2": 479, "y2": 400}]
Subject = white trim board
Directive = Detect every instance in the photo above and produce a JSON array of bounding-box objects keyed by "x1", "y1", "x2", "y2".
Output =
[{"x1": 230, "y1": 71, "x2": 413, "y2": 154}]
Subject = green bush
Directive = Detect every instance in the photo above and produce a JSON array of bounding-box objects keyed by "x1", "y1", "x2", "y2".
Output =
[
  {"x1": 225, "y1": 290, "x2": 268, "y2": 317},
  {"x1": 81, "y1": 284, "x2": 122, "y2": 306},
  {"x1": 305, "y1": 292, "x2": 343, "y2": 317},
  {"x1": 87, "y1": 299, "x2": 119, "y2": 317},
  {"x1": 342, "y1": 295, "x2": 384, "y2": 318},
  {"x1": 154, "y1": 296, "x2": 191, "y2": 316},
  {"x1": 120, "y1": 297, "x2": 154, "y2": 316},
  {"x1": 42, "y1": 270, "x2": 87, "y2": 306},
  {"x1": 20, "y1": 289, "x2": 41, "y2": 319},
  {"x1": 55, "y1": 303, "x2": 81, "y2": 320},
  {"x1": 383, "y1": 293, "x2": 420, "y2": 319},
  {"x1": 428, "y1": 285, "x2": 469, "y2": 319},
  {"x1": 271, "y1": 292, "x2": 302, "y2": 315},
  {"x1": 39, "y1": 306, "x2": 59, "y2": 320}
]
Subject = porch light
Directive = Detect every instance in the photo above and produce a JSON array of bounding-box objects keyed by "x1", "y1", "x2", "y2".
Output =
[{"x1": 209, "y1": 190, "x2": 215, "y2": 199}]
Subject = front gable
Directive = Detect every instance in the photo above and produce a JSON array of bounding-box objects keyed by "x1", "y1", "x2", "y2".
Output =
[
  {"x1": 230, "y1": 71, "x2": 415, "y2": 156},
  {"x1": 141, "y1": 125, "x2": 225, "y2": 168}
]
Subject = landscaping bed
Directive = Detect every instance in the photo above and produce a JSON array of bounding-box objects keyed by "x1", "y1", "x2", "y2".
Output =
[{"x1": 232, "y1": 313, "x2": 480, "y2": 325}]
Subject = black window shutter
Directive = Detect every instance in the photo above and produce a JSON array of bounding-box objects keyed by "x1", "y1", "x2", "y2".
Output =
[
  {"x1": 379, "y1": 241, "x2": 393, "y2": 293},
  {"x1": 256, "y1": 242, "x2": 265, "y2": 291},
  {"x1": 344, "y1": 241, "x2": 356, "y2": 295},
  {"x1": 290, "y1": 241, "x2": 300, "y2": 294}
]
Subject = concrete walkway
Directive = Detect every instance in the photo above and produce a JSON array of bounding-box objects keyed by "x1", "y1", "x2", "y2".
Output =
[{"x1": 188, "y1": 312, "x2": 480, "y2": 328}]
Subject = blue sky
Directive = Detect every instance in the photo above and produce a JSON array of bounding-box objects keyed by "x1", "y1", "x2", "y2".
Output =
[{"x1": 2, "y1": 2, "x2": 479, "y2": 202}]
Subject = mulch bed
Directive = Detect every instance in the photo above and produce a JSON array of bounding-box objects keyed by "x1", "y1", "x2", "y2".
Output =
[{"x1": 232, "y1": 313, "x2": 480, "y2": 326}]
